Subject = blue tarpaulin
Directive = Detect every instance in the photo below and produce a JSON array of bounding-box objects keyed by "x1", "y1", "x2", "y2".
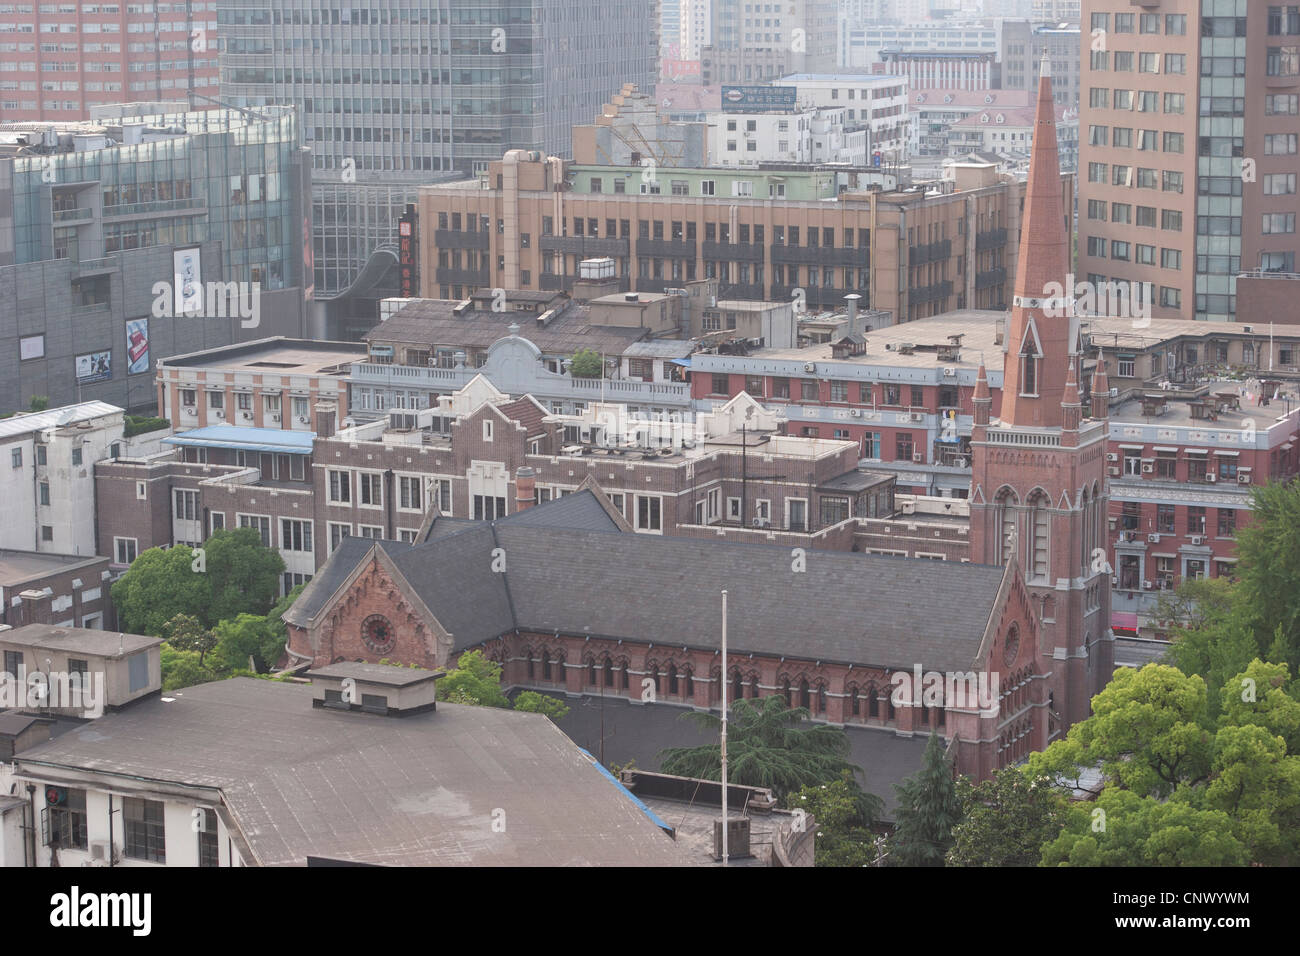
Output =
[{"x1": 163, "y1": 424, "x2": 315, "y2": 455}]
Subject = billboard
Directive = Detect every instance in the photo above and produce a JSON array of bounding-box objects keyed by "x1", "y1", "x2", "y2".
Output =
[
  {"x1": 75, "y1": 349, "x2": 112, "y2": 384},
  {"x1": 126, "y1": 317, "x2": 150, "y2": 375},
  {"x1": 398, "y1": 203, "x2": 418, "y2": 298},
  {"x1": 173, "y1": 247, "x2": 202, "y2": 314},
  {"x1": 661, "y1": 59, "x2": 702, "y2": 81},
  {"x1": 721, "y1": 85, "x2": 797, "y2": 112}
]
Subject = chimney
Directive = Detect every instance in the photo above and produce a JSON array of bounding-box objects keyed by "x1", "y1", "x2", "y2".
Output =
[
  {"x1": 515, "y1": 466, "x2": 537, "y2": 511},
  {"x1": 844, "y1": 293, "x2": 862, "y2": 336},
  {"x1": 15, "y1": 588, "x2": 53, "y2": 627},
  {"x1": 314, "y1": 401, "x2": 337, "y2": 439}
]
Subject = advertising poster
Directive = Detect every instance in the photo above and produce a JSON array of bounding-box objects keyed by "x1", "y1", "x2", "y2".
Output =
[
  {"x1": 126, "y1": 317, "x2": 150, "y2": 375},
  {"x1": 173, "y1": 247, "x2": 203, "y2": 314},
  {"x1": 75, "y1": 349, "x2": 112, "y2": 384}
]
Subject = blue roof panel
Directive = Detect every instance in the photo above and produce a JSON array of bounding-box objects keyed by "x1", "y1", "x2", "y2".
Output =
[{"x1": 163, "y1": 425, "x2": 315, "y2": 454}]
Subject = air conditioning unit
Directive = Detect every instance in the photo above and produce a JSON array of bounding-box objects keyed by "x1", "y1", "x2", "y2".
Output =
[
  {"x1": 1190, "y1": 535, "x2": 1204, "y2": 545},
  {"x1": 183, "y1": 406, "x2": 196, "y2": 416},
  {"x1": 1205, "y1": 472, "x2": 1216, "y2": 482},
  {"x1": 297, "y1": 416, "x2": 309, "y2": 424},
  {"x1": 803, "y1": 362, "x2": 816, "y2": 373},
  {"x1": 1147, "y1": 533, "x2": 1160, "y2": 543},
  {"x1": 271, "y1": 414, "x2": 281, "y2": 422},
  {"x1": 849, "y1": 408, "x2": 863, "y2": 417},
  {"x1": 1107, "y1": 466, "x2": 1120, "y2": 476},
  {"x1": 1141, "y1": 463, "x2": 1153, "y2": 473},
  {"x1": 910, "y1": 412, "x2": 924, "y2": 422},
  {"x1": 1105, "y1": 453, "x2": 1118, "y2": 462},
  {"x1": 1111, "y1": 576, "x2": 1118, "y2": 587},
  {"x1": 1143, "y1": 580, "x2": 1152, "y2": 590},
  {"x1": 1109, "y1": 387, "x2": 1118, "y2": 398},
  {"x1": 912, "y1": 452, "x2": 923, "y2": 463},
  {"x1": 752, "y1": 517, "x2": 770, "y2": 528},
  {"x1": 942, "y1": 366, "x2": 956, "y2": 377},
  {"x1": 1238, "y1": 474, "x2": 1250, "y2": 484},
  {"x1": 241, "y1": 411, "x2": 252, "y2": 420},
  {"x1": 89, "y1": 841, "x2": 111, "y2": 862}
]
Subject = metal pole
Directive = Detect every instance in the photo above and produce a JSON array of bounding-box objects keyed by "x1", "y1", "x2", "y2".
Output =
[{"x1": 721, "y1": 588, "x2": 728, "y2": 867}]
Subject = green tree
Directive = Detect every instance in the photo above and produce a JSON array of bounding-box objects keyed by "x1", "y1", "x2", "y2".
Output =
[
  {"x1": 1041, "y1": 787, "x2": 1250, "y2": 866},
  {"x1": 110, "y1": 544, "x2": 212, "y2": 636},
  {"x1": 946, "y1": 769, "x2": 1069, "y2": 867},
  {"x1": 787, "y1": 770, "x2": 879, "y2": 867},
  {"x1": 203, "y1": 527, "x2": 285, "y2": 624},
  {"x1": 657, "y1": 695, "x2": 880, "y2": 809},
  {"x1": 513, "y1": 690, "x2": 571, "y2": 722},
  {"x1": 159, "y1": 644, "x2": 219, "y2": 692},
  {"x1": 211, "y1": 613, "x2": 284, "y2": 673},
  {"x1": 887, "y1": 731, "x2": 962, "y2": 866},
  {"x1": 436, "y1": 650, "x2": 512, "y2": 708},
  {"x1": 568, "y1": 348, "x2": 604, "y2": 378},
  {"x1": 29, "y1": 396, "x2": 48, "y2": 412},
  {"x1": 1234, "y1": 479, "x2": 1300, "y2": 672},
  {"x1": 161, "y1": 613, "x2": 216, "y2": 666}
]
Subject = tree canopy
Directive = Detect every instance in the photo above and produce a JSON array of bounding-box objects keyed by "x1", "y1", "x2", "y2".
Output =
[
  {"x1": 887, "y1": 731, "x2": 963, "y2": 866},
  {"x1": 110, "y1": 527, "x2": 285, "y2": 635}
]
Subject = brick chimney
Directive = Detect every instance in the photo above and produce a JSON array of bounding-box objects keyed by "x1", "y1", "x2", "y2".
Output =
[
  {"x1": 15, "y1": 588, "x2": 53, "y2": 627},
  {"x1": 515, "y1": 466, "x2": 537, "y2": 511},
  {"x1": 314, "y1": 401, "x2": 337, "y2": 438}
]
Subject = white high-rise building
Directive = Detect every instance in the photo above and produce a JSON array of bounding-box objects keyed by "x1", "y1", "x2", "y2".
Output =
[{"x1": 680, "y1": 0, "x2": 713, "y2": 61}]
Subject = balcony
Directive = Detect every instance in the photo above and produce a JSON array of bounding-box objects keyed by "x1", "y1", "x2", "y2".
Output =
[
  {"x1": 974, "y1": 267, "x2": 1007, "y2": 290},
  {"x1": 539, "y1": 273, "x2": 575, "y2": 291},
  {"x1": 435, "y1": 228, "x2": 490, "y2": 250},
  {"x1": 435, "y1": 267, "x2": 489, "y2": 286},
  {"x1": 101, "y1": 196, "x2": 207, "y2": 220},
  {"x1": 770, "y1": 244, "x2": 826, "y2": 265},
  {"x1": 909, "y1": 239, "x2": 952, "y2": 265},
  {"x1": 539, "y1": 234, "x2": 628, "y2": 257},
  {"x1": 52, "y1": 207, "x2": 93, "y2": 224},
  {"x1": 702, "y1": 240, "x2": 763, "y2": 262},
  {"x1": 975, "y1": 227, "x2": 1008, "y2": 252},
  {"x1": 75, "y1": 255, "x2": 118, "y2": 275},
  {"x1": 634, "y1": 277, "x2": 672, "y2": 294},
  {"x1": 909, "y1": 280, "x2": 954, "y2": 305},
  {"x1": 635, "y1": 238, "x2": 696, "y2": 259},
  {"x1": 349, "y1": 361, "x2": 691, "y2": 406},
  {"x1": 718, "y1": 282, "x2": 764, "y2": 299}
]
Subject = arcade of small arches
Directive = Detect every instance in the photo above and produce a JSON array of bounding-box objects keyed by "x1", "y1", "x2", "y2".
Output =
[{"x1": 473, "y1": 637, "x2": 1040, "y2": 737}]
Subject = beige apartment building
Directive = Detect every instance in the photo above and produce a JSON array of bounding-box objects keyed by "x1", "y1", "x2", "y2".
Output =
[
  {"x1": 417, "y1": 151, "x2": 1074, "y2": 324},
  {"x1": 1079, "y1": 1, "x2": 1300, "y2": 323}
]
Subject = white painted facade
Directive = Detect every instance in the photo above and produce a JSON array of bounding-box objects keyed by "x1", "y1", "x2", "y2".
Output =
[
  {"x1": 705, "y1": 107, "x2": 866, "y2": 166},
  {"x1": 0, "y1": 402, "x2": 147, "y2": 557},
  {"x1": 776, "y1": 74, "x2": 911, "y2": 160},
  {"x1": 837, "y1": 20, "x2": 999, "y2": 70},
  {"x1": 679, "y1": 0, "x2": 711, "y2": 61}
]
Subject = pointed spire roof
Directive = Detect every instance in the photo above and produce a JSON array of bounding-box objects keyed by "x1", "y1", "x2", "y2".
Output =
[
  {"x1": 974, "y1": 360, "x2": 991, "y2": 403},
  {"x1": 996, "y1": 53, "x2": 1071, "y2": 429},
  {"x1": 1061, "y1": 357, "x2": 1080, "y2": 407}
]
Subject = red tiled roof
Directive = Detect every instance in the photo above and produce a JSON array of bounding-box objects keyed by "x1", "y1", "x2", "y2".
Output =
[{"x1": 498, "y1": 396, "x2": 550, "y2": 437}]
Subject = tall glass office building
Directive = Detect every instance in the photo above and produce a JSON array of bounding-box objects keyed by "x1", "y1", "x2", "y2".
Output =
[
  {"x1": 216, "y1": 0, "x2": 657, "y2": 337},
  {"x1": 0, "y1": 106, "x2": 313, "y2": 414}
]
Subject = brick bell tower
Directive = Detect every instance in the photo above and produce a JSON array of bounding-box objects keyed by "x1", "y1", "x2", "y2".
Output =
[{"x1": 969, "y1": 53, "x2": 1114, "y2": 738}]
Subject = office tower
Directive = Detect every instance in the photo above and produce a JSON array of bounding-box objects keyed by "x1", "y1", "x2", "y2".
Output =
[
  {"x1": 0, "y1": 2, "x2": 220, "y2": 122},
  {"x1": 1079, "y1": 0, "x2": 1298, "y2": 322},
  {"x1": 218, "y1": 0, "x2": 657, "y2": 336}
]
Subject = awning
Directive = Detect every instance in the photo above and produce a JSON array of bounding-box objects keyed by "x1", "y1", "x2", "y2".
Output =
[
  {"x1": 1184, "y1": 448, "x2": 1209, "y2": 455},
  {"x1": 1216, "y1": 450, "x2": 1239, "y2": 457},
  {"x1": 1152, "y1": 445, "x2": 1179, "y2": 453},
  {"x1": 1152, "y1": 552, "x2": 1177, "y2": 559},
  {"x1": 1118, "y1": 444, "x2": 1144, "y2": 450},
  {"x1": 670, "y1": 358, "x2": 693, "y2": 367},
  {"x1": 163, "y1": 425, "x2": 315, "y2": 455}
]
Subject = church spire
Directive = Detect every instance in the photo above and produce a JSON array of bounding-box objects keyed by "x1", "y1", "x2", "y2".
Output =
[
  {"x1": 996, "y1": 52, "x2": 1072, "y2": 429},
  {"x1": 1090, "y1": 350, "x2": 1110, "y2": 420}
]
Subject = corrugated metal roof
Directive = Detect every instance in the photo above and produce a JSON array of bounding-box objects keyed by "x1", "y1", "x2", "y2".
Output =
[
  {"x1": 163, "y1": 424, "x2": 315, "y2": 454},
  {"x1": 0, "y1": 401, "x2": 120, "y2": 441}
]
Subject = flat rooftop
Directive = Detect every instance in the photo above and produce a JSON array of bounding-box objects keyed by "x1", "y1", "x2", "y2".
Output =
[
  {"x1": 754, "y1": 309, "x2": 1002, "y2": 368},
  {"x1": 1085, "y1": 315, "x2": 1300, "y2": 348},
  {"x1": 15, "y1": 677, "x2": 687, "y2": 867},
  {"x1": 1111, "y1": 379, "x2": 1300, "y2": 430},
  {"x1": 0, "y1": 623, "x2": 160, "y2": 658},
  {"x1": 0, "y1": 401, "x2": 121, "y2": 442},
  {"x1": 158, "y1": 337, "x2": 366, "y2": 375},
  {"x1": 0, "y1": 551, "x2": 105, "y2": 586}
]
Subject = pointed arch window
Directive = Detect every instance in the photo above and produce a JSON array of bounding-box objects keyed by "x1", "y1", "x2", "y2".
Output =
[
  {"x1": 995, "y1": 488, "x2": 1018, "y2": 565},
  {"x1": 799, "y1": 678, "x2": 810, "y2": 710},
  {"x1": 732, "y1": 669, "x2": 743, "y2": 703},
  {"x1": 868, "y1": 684, "x2": 880, "y2": 718},
  {"x1": 1028, "y1": 492, "x2": 1050, "y2": 580},
  {"x1": 1019, "y1": 320, "x2": 1043, "y2": 397}
]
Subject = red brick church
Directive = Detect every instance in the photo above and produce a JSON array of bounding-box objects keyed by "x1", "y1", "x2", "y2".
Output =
[{"x1": 283, "y1": 58, "x2": 1113, "y2": 782}]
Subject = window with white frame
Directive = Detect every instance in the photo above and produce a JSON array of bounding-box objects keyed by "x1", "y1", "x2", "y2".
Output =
[
  {"x1": 425, "y1": 477, "x2": 451, "y2": 514},
  {"x1": 280, "y1": 518, "x2": 312, "y2": 552},
  {"x1": 327, "y1": 469, "x2": 351, "y2": 503},
  {"x1": 328, "y1": 522, "x2": 351, "y2": 552},
  {"x1": 483, "y1": 419, "x2": 494, "y2": 441},
  {"x1": 727, "y1": 496, "x2": 741, "y2": 520},
  {"x1": 634, "y1": 494, "x2": 662, "y2": 532},
  {"x1": 398, "y1": 475, "x2": 423, "y2": 511},
  {"x1": 237, "y1": 513, "x2": 271, "y2": 548},
  {"x1": 174, "y1": 488, "x2": 199, "y2": 521},
  {"x1": 357, "y1": 525, "x2": 384, "y2": 539},
  {"x1": 114, "y1": 536, "x2": 138, "y2": 565},
  {"x1": 357, "y1": 472, "x2": 382, "y2": 507}
]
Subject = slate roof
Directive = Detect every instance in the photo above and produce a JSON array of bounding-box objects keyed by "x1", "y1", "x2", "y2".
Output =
[
  {"x1": 295, "y1": 491, "x2": 1006, "y2": 672},
  {"x1": 14, "y1": 678, "x2": 685, "y2": 866}
]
